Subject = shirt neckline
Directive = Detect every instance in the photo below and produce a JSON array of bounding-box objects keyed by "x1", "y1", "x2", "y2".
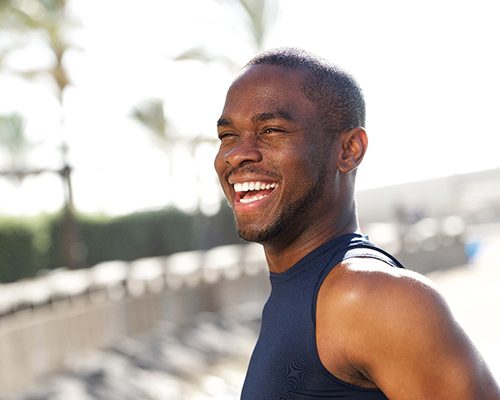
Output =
[{"x1": 269, "y1": 233, "x2": 365, "y2": 284}]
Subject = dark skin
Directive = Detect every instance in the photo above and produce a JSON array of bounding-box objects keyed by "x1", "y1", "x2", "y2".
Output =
[{"x1": 215, "y1": 64, "x2": 500, "y2": 398}]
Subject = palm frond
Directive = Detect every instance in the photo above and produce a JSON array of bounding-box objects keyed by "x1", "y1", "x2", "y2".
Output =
[
  {"x1": 239, "y1": 0, "x2": 266, "y2": 48},
  {"x1": 174, "y1": 45, "x2": 241, "y2": 70},
  {"x1": 131, "y1": 99, "x2": 170, "y2": 143},
  {"x1": 174, "y1": 46, "x2": 213, "y2": 62},
  {"x1": 217, "y1": 0, "x2": 278, "y2": 50}
]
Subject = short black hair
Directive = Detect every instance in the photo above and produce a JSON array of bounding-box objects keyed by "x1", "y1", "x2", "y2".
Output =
[{"x1": 246, "y1": 47, "x2": 365, "y2": 136}]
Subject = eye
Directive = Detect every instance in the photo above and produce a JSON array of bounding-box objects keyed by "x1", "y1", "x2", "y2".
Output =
[
  {"x1": 218, "y1": 131, "x2": 238, "y2": 142},
  {"x1": 262, "y1": 127, "x2": 285, "y2": 134}
]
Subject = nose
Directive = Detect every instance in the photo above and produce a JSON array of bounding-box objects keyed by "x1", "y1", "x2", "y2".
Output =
[{"x1": 223, "y1": 138, "x2": 263, "y2": 168}]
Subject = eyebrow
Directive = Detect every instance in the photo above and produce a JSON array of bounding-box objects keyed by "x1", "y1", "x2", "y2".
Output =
[
  {"x1": 217, "y1": 110, "x2": 293, "y2": 127},
  {"x1": 251, "y1": 111, "x2": 293, "y2": 123}
]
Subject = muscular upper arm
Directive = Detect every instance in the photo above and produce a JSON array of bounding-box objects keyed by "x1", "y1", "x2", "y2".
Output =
[{"x1": 321, "y1": 260, "x2": 500, "y2": 399}]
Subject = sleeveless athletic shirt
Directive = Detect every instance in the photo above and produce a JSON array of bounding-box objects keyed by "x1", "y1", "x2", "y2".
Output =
[{"x1": 241, "y1": 233, "x2": 404, "y2": 400}]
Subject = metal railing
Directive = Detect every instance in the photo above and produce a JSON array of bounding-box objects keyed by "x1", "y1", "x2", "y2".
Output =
[{"x1": 0, "y1": 243, "x2": 269, "y2": 394}]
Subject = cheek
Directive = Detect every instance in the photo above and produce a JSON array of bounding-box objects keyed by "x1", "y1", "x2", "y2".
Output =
[
  {"x1": 281, "y1": 148, "x2": 328, "y2": 189},
  {"x1": 214, "y1": 150, "x2": 225, "y2": 178},
  {"x1": 278, "y1": 153, "x2": 314, "y2": 189},
  {"x1": 214, "y1": 151, "x2": 234, "y2": 200},
  {"x1": 281, "y1": 141, "x2": 319, "y2": 171}
]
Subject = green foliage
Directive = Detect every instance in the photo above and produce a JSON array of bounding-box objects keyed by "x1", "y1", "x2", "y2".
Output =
[
  {"x1": 82, "y1": 208, "x2": 198, "y2": 265},
  {"x1": 44, "y1": 208, "x2": 197, "y2": 269},
  {"x1": 0, "y1": 205, "x2": 242, "y2": 282},
  {"x1": 0, "y1": 217, "x2": 40, "y2": 282}
]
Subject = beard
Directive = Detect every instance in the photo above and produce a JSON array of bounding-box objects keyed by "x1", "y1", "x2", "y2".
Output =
[{"x1": 235, "y1": 165, "x2": 328, "y2": 243}]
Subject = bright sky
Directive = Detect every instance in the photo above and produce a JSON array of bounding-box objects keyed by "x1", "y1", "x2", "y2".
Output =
[{"x1": 1, "y1": 0, "x2": 499, "y2": 216}]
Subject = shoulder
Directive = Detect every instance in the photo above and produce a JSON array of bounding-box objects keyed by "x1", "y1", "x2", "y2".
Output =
[
  {"x1": 317, "y1": 258, "x2": 500, "y2": 398},
  {"x1": 318, "y1": 257, "x2": 443, "y2": 321},
  {"x1": 316, "y1": 258, "x2": 443, "y2": 379},
  {"x1": 318, "y1": 257, "x2": 457, "y2": 356},
  {"x1": 317, "y1": 256, "x2": 448, "y2": 349}
]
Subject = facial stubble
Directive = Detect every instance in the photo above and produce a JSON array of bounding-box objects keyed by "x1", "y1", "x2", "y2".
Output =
[{"x1": 234, "y1": 162, "x2": 329, "y2": 243}]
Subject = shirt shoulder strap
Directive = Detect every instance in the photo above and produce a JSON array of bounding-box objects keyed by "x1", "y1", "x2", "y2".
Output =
[{"x1": 343, "y1": 243, "x2": 405, "y2": 269}]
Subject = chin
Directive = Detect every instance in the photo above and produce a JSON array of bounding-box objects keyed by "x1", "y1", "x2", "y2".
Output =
[
  {"x1": 237, "y1": 220, "x2": 285, "y2": 243},
  {"x1": 236, "y1": 225, "x2": 262, "y2": 242},
  {"x1": 237, "y1": 224, "x2": 268, "y2": 243}
]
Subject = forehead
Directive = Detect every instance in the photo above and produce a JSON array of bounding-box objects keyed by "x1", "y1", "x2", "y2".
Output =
[{"x1": 222, "y1": 64, "x2": 316, "y2": 118}]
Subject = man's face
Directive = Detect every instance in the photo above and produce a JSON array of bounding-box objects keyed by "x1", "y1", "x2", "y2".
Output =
[{"x1": 214, "y1": 64, "x2": 336, "y2": 243}]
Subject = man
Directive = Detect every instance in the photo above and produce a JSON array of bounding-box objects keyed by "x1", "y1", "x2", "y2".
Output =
[{"x1": 214, "y1": 47, "x2": 499, "y2": 399}]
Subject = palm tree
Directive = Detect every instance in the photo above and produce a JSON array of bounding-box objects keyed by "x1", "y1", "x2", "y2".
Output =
[
  {"x1": 0, "y1": 0, "x2": 81, "y2": 268},
  {"x1": 233, "y1": 0, "x2": 278, "y2": 51},
  {"x1": 133, "y1": 0, "x2": 279, "y2": 199},
  {"x1": 174, "y1": 0, "x2": 279, "y2": 69},
  {"x1": 130, "y1": 98, "x2": 176, "y2": 187},
  {"x1": 130, "y1": 98, "x2": 217, "y2": 192},
  {"x1": 0, "y1": 0, "x2": 72, "y2": 102},
  {"x1": 131, "y1": 99, "x2": 171, "y2": 151},
  {"x1": 131, "y1": 98, "x2": 221, "y2": 249}
]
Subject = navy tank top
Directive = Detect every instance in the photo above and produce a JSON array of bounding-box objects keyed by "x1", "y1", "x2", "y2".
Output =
[{"x1": 241, "y1": 233, "x2": 404, "y2": 399}]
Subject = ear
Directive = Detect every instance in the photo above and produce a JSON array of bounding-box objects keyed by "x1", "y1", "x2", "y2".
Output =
[{"x1": 337, "y1": 127, "x2": 368, "y2": 173}]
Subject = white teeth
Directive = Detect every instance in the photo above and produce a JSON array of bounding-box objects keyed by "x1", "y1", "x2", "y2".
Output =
[
  {"x1": 233, "y1": 181, "x2": 279, "y2": 204},
  {"x1": 240, "y1": 193, "x2": 267, "y2": 204},
  {"x1": 233, "y1": 181, "x2": 277, "y2": 193}
]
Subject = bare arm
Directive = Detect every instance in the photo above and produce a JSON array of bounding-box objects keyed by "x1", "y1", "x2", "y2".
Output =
[{"x1": 318, "y1": 260, "x2": 500, "y2": 399}]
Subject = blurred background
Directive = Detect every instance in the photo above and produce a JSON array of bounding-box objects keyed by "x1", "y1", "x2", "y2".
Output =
[{"x1": 0, "y1": 0, "x2": 499, "y2": 398}]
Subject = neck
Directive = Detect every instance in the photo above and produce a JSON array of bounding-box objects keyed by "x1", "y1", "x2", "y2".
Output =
[{"x1": 262, "y1": 206, "x2": 360, "y2": 273}]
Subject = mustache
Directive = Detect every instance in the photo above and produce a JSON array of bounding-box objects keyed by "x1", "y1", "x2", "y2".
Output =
[{"x1": 227, "y1": 166, "x2": 280, "y2": 181}]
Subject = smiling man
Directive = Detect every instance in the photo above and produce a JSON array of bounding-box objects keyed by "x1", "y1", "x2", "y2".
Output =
[{"x1": 214, "y1": 48, "x2": 499, "y2": 399}]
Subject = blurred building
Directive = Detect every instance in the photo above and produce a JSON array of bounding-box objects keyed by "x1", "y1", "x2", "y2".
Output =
[
  {"x1": 357, "y1": 166, "x2": 500, "y2": 273},
  {"x1": 357, "y1": 166, "x2": 500, "y2": 224}
]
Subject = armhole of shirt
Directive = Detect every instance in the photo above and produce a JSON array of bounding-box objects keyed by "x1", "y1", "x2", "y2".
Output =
[
  {"x1": 343, "y1": 245, "x2": 405, "y2": 269},
  {"x1": 309, "y1": 244, "x2": 403, "y2": 393}
]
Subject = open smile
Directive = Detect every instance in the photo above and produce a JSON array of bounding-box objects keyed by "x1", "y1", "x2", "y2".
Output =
[{"x1": 233, "y1": 181, "x2": 278, "y2": 205}]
